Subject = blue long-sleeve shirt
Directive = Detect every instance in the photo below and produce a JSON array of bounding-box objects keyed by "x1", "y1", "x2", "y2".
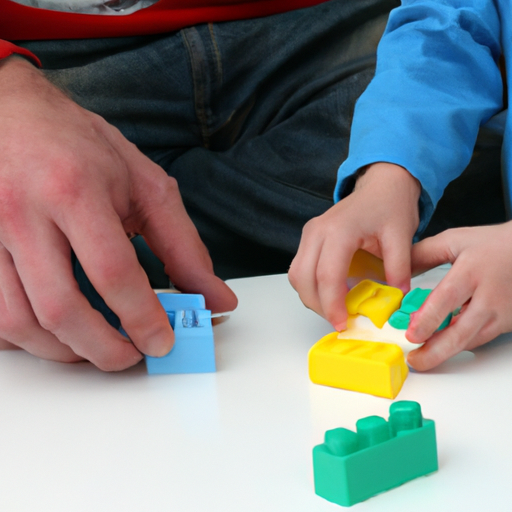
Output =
[{"x1": 335, "y1": 0, "x2": 509, "y2": 233}]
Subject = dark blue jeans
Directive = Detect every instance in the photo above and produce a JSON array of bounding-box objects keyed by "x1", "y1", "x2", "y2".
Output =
[
  {"x1": 19, "y1": 0, "x2": 395, "y2": 280},
  {"x1": 17, "y1": 0, "x2": 397, "y2": 326}
]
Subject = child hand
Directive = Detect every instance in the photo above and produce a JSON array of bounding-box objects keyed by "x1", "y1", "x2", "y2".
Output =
[
  {"x1": 407, "y1": 223, "x2": 512, "y2": 370},
  {"x1": 289, "y1": 162, "x2": 420, "y2": 331}
]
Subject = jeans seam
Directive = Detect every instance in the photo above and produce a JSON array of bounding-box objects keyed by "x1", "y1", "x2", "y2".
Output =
[
  {"x1": 181, "y1": 27, "x2": 211, "y2": 148},
  {"x1": 208, "y1": 23, "x2": 223, "y2": 86}
]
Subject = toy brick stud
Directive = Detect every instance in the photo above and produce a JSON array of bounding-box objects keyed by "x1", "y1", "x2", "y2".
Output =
[
  {"x1": 145, "y1": 293, "x2": 216, "y2": 375},
  {"x1": 389, "y1": 400, "x2": 422, "y2": 433},
  {"x1": 356, "y1": 416, "x2": 391, "y2": 448},
  {"x1": 324, "y1": 428, "x2": 359, "y2": 457}
]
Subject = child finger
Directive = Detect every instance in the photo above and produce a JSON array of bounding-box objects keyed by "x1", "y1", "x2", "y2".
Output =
[
  {"x1": 411, "y1": 230, "x2": 457, "y2": 275},
  {"x1": 406, "y1": 261, "x2": 474, "y2": 344},
  {"x1": 407, "y1": 302, "x2": 489, "y2": 370}
]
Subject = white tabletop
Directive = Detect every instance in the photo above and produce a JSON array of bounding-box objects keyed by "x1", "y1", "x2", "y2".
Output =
[{"x1": 1, "y1": 267, "x2": 511, "y2": 511}]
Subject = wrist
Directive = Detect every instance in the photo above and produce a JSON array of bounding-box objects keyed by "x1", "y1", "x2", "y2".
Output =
[
  {"x1": 0, "y1": 55, "x2": 48, "y2": 100},
  {"x1": 354, "y1": 162, "x2": 422, "y2": 232},
  {"x1": 356, "y1": 162, "x2": 421, "y2": 200}
]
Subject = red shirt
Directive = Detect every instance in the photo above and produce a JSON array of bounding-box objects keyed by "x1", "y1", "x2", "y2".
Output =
[
  {"x1": 1, "y1": 0, "x2": 327, "y2": 64},
  {"x1": 1, "y1": 0, "x2": 327, "y2": 40}
]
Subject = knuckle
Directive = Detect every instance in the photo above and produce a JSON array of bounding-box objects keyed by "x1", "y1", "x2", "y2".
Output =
[
  {"x1": 304, "y1": 215, "x2": 337, "y2": 239},
  {"x1": 139, "y1": 175, "x2": 180, "y2": 215},
  {"x1": 288, "y1": 261, "x2": 301, "y2": 289},
  {"x1": 419, "y1": 305, "x2": 449, "y2": 335},
  {"x1": 476, "y1": 310, "x2": 500, "y2": 342},
  {"x1": 0, "y1": 184, "x2": 22, "y2": 225},
  {"x1": 302, "y1": 217, "x2": 319, "y2": 235},
  {"x1": 92, "y1": 258, "x2": 127, "y2": 287},
  {"x1": 315, "y1": 266, "x2": 333, "y2": 287},
  {"x1": 436, "y1": 281, "x2": 459, "y2": 309},
  {"x1": 478, "y1": 323, "x2": 499, "y2": 345},
  {"x1": 297, "y1": 290, "x2": 314, "y2": 310},
  {"x1": 450, "y1": 331, "x2": 468, "y2": 352},
  {"x1": 41, "y1": 156, "x2": 89, "y2": 209},
  {"x1": 439, "y1": 228, "x2": 456, "y2": 240},
  {"x1": 53, "y1": 351, "x2": 84, "y2": 364},
  {"x1": 88, "y1": 111, "x2": 109, "y2": 131},
  {"x1": 435, "y1": 229, "x2": 456, "y2": 251},
  {"x1": 157, "y1": 176, "x2": 179, "y2": 201},
  {"x1": 0, "y1": 293, "x2": 33, "y2": 338},
  {"x1": 34, "y1": 298, "x2": 70, "y2": 333},
  {"x1": 94, "y1": 357, "x2": 123, "y2": 372},
  {"x1": 93, "y1": 352, "x2": 138, "y2": 372}
]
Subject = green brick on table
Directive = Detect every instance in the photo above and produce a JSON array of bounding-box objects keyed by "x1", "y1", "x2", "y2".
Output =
[{"x1": 312, "y1": 401, "x2": 438, "y2": 507}]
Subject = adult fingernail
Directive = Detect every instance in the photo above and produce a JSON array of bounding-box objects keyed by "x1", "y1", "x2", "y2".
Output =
[{"x1": 145, "y1": 329, "x2": 174, "y2": 357}]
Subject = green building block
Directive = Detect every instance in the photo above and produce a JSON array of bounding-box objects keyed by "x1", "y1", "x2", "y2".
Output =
[
  {"x1": 389, "y1": 288, "x2": 452, "y2": 331},
  {"x1": 312, "y1": 401, "x2": 438, "y2": 507}
]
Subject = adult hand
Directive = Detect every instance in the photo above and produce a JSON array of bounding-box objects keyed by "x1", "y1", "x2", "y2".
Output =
[
  {"x1": 0, "y1": 56, "x2": 237, "y2": 370},
  {"x1": 407, "y1": 223, "x2": 512, "y2": 370},
  {"x1": 289, "y1": 162, "x2": 420, "y2": 331}
]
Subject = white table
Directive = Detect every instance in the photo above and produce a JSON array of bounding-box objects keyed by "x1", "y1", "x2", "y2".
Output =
[{"x1": 1, "y1": 267, "x2": 511, "y2": 511}]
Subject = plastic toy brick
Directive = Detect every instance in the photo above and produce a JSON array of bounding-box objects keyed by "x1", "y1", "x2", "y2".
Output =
[
  {"x1": 345, "y1": 280, "x2": 404, "y2": 328},
  {"x1": 389, "y1": 288, "x2": 452, "y2": 331},
  {"x1": 313, "y1": 401, "x2": 438, "y2": 507},
  {"x1": 145, "y1": 293, "x2": 216, "y2": 375},
  {"x1": 308, "y1": 332, "x2": 408, "y2": 399},
  {"x1": 347, "y1": 249, "x2": 386, "y2": 289}
]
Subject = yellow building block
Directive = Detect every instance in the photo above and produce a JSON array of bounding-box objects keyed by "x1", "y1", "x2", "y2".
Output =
[
  {"x1": 309, "y1": 332, "x2": 409, "y2": 399},
  {"x1": 347, "y1": 249, "x2": 386, "y2": 286},
  {"x1": 345, "y1": 280, "x2": 404, "y2": 328}
]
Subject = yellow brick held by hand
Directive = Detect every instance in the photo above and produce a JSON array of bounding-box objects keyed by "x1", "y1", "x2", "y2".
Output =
[
  {"x1": 347, "y1": 249, "x2": 386, "y2": 287},
  {"x1": 345, "y1": 280, "x2": 404, "y2": 328},
  {"x1": 309, "y1": 332, "x2": 409, "y2": 399}
]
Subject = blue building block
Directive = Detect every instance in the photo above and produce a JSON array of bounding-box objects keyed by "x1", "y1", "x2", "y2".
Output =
[
  {"x1": 313, "y1": 401, "x2": 438, "y2": 507},
  {"x1": 145, "y1": 293, "x2": 216, "y2": 375}
]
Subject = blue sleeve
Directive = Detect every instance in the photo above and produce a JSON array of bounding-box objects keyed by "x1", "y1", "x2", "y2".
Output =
[{"x1": 335, "y1": 0, "x2": 503, "y2": 233}]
